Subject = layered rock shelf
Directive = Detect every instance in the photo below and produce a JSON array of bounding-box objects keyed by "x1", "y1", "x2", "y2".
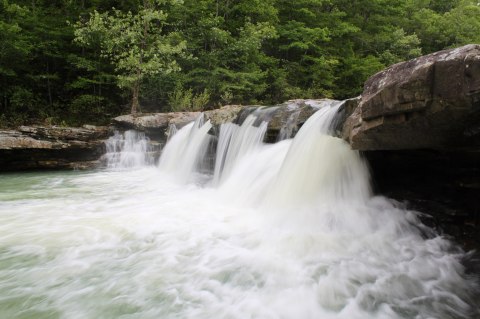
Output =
[
  {"x1": 0, "y1": 125, "x2": 111, "y2": 171},
  {"x1": 343, "y1": 44, "x2": 480, "y2": 151},
  {"x1": 112, "y1": 105, "x2": 245, "y2": 138},
  {"x1": 341, "y1": 45, "x2": 480, "y2": 256}
]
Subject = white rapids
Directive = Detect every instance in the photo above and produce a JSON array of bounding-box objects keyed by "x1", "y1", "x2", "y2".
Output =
[{"x1": 0, "y1": 101, "x2": 478, "y2": 319}]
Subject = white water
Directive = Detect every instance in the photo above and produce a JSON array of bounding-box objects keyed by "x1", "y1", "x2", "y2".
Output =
[
  {"x1": 104, "y1": 130, "x2": 154, "y2": 168},
  {"x1": 213, "y1": 115, "x2": 268, "y2": 185},
  {"x1": 158, "y1": 115, "x2": 212, "y2": 183},
  {"x1": 277, "y1": 108, "x2": 300, "y2": 141},
  {"x1": 0, "y1": 102, "x2": 478, "y2": 318}
]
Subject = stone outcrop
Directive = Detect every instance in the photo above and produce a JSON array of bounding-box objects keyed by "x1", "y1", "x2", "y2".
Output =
[
  {"x1": 111, "y1": 101, "x2": 328, "y2": 143},
  {"x1": 204, "y1": 105, "x2": 244, "y2": 126},
  {"x1": 365, "y1": 149, "x2": 479, "y2": 253},
  {"x1": 0, "y1": 125, "x2": 111, "y2": 171},
  {"x1": 112, "y1": 111, "x2": 200, "y2": 138},
  {"x1": 112, "y1": 105, "x2": 244, "y2": 138},
  {"x1": 343, "y1": 44, "x2": 480, "y2": 150},
  {"x1": 263, "y1": 100, "x2": 323, "y2": 142},
  {"x1": 336, "y1": 45, "x2": 480, "y2": 258}
]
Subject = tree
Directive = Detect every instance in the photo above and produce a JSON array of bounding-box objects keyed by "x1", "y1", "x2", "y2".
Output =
[
  {"x1": 74, "y1": 0, "x2": 187, "y2": 113},
  {"x1": 2, "y1": 0, "x2": 479, "y2": 127},
  {"x1": 0, "y1": 0, "x2": 31, "y2": 119},
  {"x1": 159, "y1": 0, "x2": 278, "y2": 107}
]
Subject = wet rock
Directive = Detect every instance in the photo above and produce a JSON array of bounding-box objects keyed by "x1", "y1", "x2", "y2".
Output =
[
  {"x1": 0, "y1": 125, "x2": 110, "y2": 171},
  {"x1": 364, "y1": 149, "x2": 480, "y2": 255},
  {"x1": 204, "y1": 105, "x2": 243, "y2": 126},
  {"x1": 335, "y1": 97, "x2": 361, "y2": 137},
  {"x1": 344, "y1": 44, "x2": 480, "y2": 150},
  {"x1": 264, "y1": 100, "x2": 323, "y2": 142},
  {"x1": 112, "y1": 112, "x2": 200, "y2": 138},
  {"x1": 112, "y1": 105, "x2": 245, "y2": 139},
  {"x1": 111, "y1": 101, "x2": 336, "y2": 143},
  {"x1": 337, "y1": 45, "x2": 480, "y2": 266}
]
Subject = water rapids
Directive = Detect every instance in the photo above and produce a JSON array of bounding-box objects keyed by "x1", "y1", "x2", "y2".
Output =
[{"x1": 0, "y1": 101, "x2": 478, "y2": 318}]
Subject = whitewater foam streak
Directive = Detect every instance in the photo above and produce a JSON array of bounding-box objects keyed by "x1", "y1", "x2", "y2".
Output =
[
  {"x1": 265, "y1": 102, "x2": 371, "y2": 208},
  {"x1": 0, "y1": 101, "x2": 478, "y2": 318},
  {"x1": 158, "y1": 115, "x2": 212, "y2": 182},
  {"x1": 104, "y1": 130, "x2": 154, "y2": 168},
  {"x1": 213, "y1": 115, "x2": 268, "y2": 185}
]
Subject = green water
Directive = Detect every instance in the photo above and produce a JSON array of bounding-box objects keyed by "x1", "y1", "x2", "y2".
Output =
[{"x1": 0, "y1": 166, "x2": 478, "y2": 319}]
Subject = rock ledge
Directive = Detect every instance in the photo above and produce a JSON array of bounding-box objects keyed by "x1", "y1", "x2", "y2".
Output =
[{"x1": 0, "y1": 125, "x2": 111, "y2": 171}]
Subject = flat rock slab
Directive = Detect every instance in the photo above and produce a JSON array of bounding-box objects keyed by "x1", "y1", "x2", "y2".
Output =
[
  {"x1": 112, "y1": 105, "x2": 245, "y2": 137},
  {"x1": 0, "y1": 125, "x2": 111, "y2": 171}
]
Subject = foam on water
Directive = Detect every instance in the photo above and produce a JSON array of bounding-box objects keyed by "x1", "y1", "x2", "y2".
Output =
[{"x1": 0, "y1": 101, "x2": 478, "y2": 318}]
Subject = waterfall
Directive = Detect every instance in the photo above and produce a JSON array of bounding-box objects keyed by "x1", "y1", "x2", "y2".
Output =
[
  {"x1": 276, "y1": 107, "x2": 301, "y2": 141},
  {"x1": 3, "y1": 101, "x2": 477, "y2": 319},
  {"x1": 266, "y1": 101, "x2": 371, "y2": 208},
  {"x1": 212, "y1": 115, "x2": 268, "y2": 185},
  {"x1": 102, "y1": 102, "x2": 376, "y2": 212},
  {"x1": 166, "y1": 123, "x2": 178, "y2": 142},
  {"x1": 103, "y1": 130, "x2": 155, "y2": 168},
  {"x1": 213, "y1": 100, "x2": 371, "y2": 211},
  {"x1": 158, "y1": 114, "x2": 212, "y2": 182}
]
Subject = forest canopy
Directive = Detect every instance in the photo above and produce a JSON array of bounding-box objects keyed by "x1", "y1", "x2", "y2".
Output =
[{"x1": 1, "y1": 0, "x2": 479, "y2": 126}]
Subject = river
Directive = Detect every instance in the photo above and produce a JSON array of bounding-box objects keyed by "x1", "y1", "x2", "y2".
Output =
[{"x1": 0, "y1": 102, "x2": 478, "y2": 318}]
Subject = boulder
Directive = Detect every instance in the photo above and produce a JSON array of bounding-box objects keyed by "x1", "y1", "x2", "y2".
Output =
[
  {"x1": 265, "y1": 99, "x2": 334, "y2": 142},
  {"x1": 0, "y1": 125, "x2": 111, "y2": 171},
  {"x1": 337, "y1": 45, "x2": 480, "y2": 257},
  {"x1": 343, "y1": 44, "x2": 480, "y2": 150}
]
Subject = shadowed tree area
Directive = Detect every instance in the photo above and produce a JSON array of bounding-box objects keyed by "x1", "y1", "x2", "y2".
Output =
[{"x1": 1, "y1": 0, "x2": 479, "y2": 126}]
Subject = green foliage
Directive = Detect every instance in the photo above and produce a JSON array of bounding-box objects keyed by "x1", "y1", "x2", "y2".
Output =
[
  {"x1": 442, "y1": 0, "x2": 480, "y2": 46},
  {"x1": 168, "y1": 85, "x2": 193, "y2": 111},
  {"x1": 168, "y1": 85, "x2": 210, "y2": 111},
  {"x1": 191, "y1": 89, "x2": 210, "y2": 111},
  {"x1": 10, "y1": 88, "x2": 35, "y2": 111},
  {"x1": 0, "y1": 1, "x2": 31, "y2": 77},
  {"x1": 378, "y1": 29, "x2": 422, "y2": 66},
  {"x1": 68, "y1": 94, "x2": 114, "y2": 125},
  {"x1": 2, "y1": 0, "x2": 480, "y2": 127},
  {"x1": 74, "y1": 0, "x2": 187, "y2": 113}
]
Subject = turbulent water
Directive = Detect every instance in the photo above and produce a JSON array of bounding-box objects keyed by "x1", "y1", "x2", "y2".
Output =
[{"x1": 0, "y1": 102, "x2": 478, "y2": 319}]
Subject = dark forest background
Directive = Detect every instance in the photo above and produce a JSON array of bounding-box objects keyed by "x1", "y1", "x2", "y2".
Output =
[{"x1": 1, "y1": 0, "x2": 479, "y2": 126}]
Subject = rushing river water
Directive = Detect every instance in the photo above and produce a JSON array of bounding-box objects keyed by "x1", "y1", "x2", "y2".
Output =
[{"x1": 0, "y1": 102, "x2": 479, "y2": 318}]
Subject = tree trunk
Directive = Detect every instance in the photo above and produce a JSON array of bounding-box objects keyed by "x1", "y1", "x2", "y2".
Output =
[
  {"x1": 46, "y1": 62, "x2": 52, "y2": 107},
  {"x1": 131, "y1": 82, "x2": 140, "y2": 114}
]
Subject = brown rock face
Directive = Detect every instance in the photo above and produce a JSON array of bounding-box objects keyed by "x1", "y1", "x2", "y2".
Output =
[
  {"x1": 111, "y1": 105, "x2": 245, "y2": 139},
  {"x1": 112, "y1": 112, "x2": 201, "y2": 138},
  {"x1": 204, "y1": 105, "x2": 243, "y2": 126},
  {"x1": 338, "y1": 46, "x2": 480, "y2": 260},
  {"x1": 263, "y1": 100, "x2": 323, "y2": 142},
  {"x1": 0, "y1": 125, "x2": 111, "y2": 171},
  {"x1": 344, "y1": 44, "x2": 480, "y2": 150}
]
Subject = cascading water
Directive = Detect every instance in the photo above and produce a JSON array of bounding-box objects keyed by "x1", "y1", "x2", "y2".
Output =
[
  {"x1": 213, "y1": 115, "x2": 268, "y2": 185},
  {"x1": 104, "y1": 130, "x2": 154, "y2": 168},
  {"x1": 0, "y1": 101, "x2": 478, "y2": 318},
  {"x1": 276, "y1": 107, "x2": 300, "y2": 141},
  {"x1": 166, "y1": 123, "x2": 178, "y2": 142},
  {"x1": 266, "y1": 101, "x2": 371, "y2": 208},
  {"x1": 158, "y1": 115, "x2": 212, "y2": 183}
]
